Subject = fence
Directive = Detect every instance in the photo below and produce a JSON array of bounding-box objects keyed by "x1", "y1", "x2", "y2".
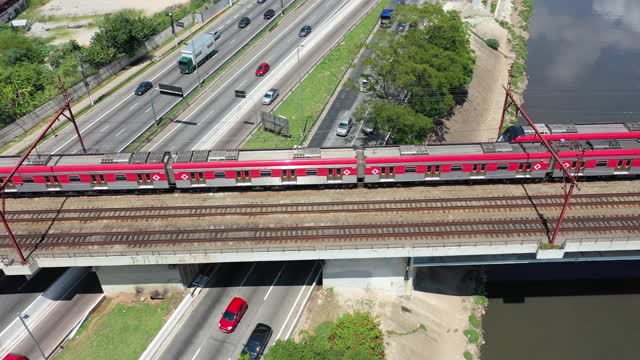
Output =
[{"x1": 0, "y1": 0, "x2": 230, "y2": 148}]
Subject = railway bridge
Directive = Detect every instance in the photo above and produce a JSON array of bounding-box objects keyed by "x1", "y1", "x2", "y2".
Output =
[{"x1": 2, "y1": 181, "x2": 640, "y2": 295}]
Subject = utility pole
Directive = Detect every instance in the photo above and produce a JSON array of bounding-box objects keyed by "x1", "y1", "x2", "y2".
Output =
[
  {"x1": 148, "y1": 88, "x2": 159, "y2": 126},
  {"x1": 191, "y1": 39, "x2": 203, "y2": 86},
  {"x1": 168, "y1": 12, "x2": 178, "y2": 48},
  {"x1": 280, "y1": 0, "x2": 285, "y2": 15},
  {"x1": 76, "y1": 52, "x2": 94, "y2": 106},
  {"x1": 17, "y1": 313, "x2": 47, "y2": 359},
  {"x1": 297, "y1": 43, "x2": 306, "y2": 140}
]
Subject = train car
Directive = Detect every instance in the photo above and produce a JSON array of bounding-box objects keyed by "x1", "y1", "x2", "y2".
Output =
[
  {"x1": 500, "y1": 122, "x2": 640, "y2": 143},
  {"x1": 549, "y1": 139, "x2": 640, "y2": 178},
  {"x1": 362, "y1": 143, "x2": 553, "y2": 183},
  {"x1": 170, "y1": 147, "x2": 359, "y2": 189},
  {"x1": 0, "y1": 152, "x2": 171, "y2": 193}
]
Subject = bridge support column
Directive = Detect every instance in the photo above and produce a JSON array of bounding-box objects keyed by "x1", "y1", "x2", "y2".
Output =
[
  {"x1": 94, "y1": 264, "x2": 202, "y2": 296},
  {"x1": 323, "y1": 257, "x2": 411, "y2": 296}
]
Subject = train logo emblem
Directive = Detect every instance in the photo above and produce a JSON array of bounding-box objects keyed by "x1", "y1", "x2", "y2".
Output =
[
  {"x1": 533, "y1": 164, "x2": 542, "y2": 170},
  {"x1": 343, "y1": 169, "x2": 351, "y2": 176},
  {"x1": 180, "y1": 174, "x2": 190, "y2": 180},
  {"x1": 152, "y1": 175, "x2": 161, "y2": 181},
  {"x1": 371, "y1": 168, "x2": 379, "y2": 175}
]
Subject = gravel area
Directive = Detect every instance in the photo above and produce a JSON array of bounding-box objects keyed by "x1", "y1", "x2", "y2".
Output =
[{"x1": 38, "y1": 0, "x2": 190, "y2": 17}]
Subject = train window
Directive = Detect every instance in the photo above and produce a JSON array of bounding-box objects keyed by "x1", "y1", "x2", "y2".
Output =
[
  {"x1": 69, "y1": 175, "x2": 81, "y2": 182},
  {"x1": 115, "y1": 174, "x2": 127, "y2": 181},
  {"x1": 518, "y1": 163, "x2": 531, "y2": 171},
  {"x1": 427, "y1": 165, "x2": 441, "y2": 173},
  {"x1": 451, "y1": 165, "x2": 463, "y2": 172},
  {"x1": 405, "y1": 166, "x2": 416, "y2": 173},
  {"x1": 497, "y1": 163, "x2": 509, "y2": 171},
  {"x1": 260, "y1": 170, "x2": 272, "y2": 177},
  {"x1": 306, "y1": 169, "x2": 318, "y2": 176},
  {"x1": 214, "y1": 172, "x2": 226, "y2": 179},
  {"x1": 22, "y1": 177, "x2": 35, "y2": 183},
  {"x1": 596, "y1": 160, "x2": 608, "y2": 167},
  {"x1": 0, "y1": 177, "x2": 13, "y2": 185}
]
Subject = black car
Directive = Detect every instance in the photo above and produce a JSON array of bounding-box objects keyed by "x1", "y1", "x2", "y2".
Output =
[
  {"x1": 299, "y1": 25, "x2": 312, "y2": 37},
  {"x1": 134, "y1": 81, "x2": 153, "y2": 96},
  {"x1": 256, "y1": 0, "x2": 266, "y2": 3},
  {"x1": 241, "y1": 323, "x2": 272, "y2": 360},
  {"x1": 396, "y1": 22, "x2": 407, "y2": 32},
  {"x1": 238, "y1": 16, "x2": 251, "y2": 28},
  {"x1": 263, "y1": 9, "x2": 275, "y2": 20},
  {"x1": 408, "y1": 22, "x2": 417, "y2": 29}
]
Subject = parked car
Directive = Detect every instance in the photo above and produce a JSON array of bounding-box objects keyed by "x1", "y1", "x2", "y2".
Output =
[
  {"x1": 255, "y1": 62, "x2": 270, "y2": 76},
  {"x1": 262, "y1": 88, "x2": 279, "y2": 105},
  {"x1": 263, "y1": 9, "x2": 276, "y2": 20},
  {"x1": 134, "y1": 81, "x2": 153, "y2": 96},
  {"x1": 3, "y1": 354, "x2": 28, "y2": 360},
  {"x1": 396, "y1": 22, "x2": 407, "y2": 32},
  {"x1": 241, "y1": 323, "x2": 273, "y2": 360},
  {"x1": 336, "y1": 115, "x2": 353, "y2": 137},
  {"x1": 257, "y1": 0, "x2": 266, "y2": 3},
  {"x1": 238, "y1": 16, "x2": 251, "y2": 28},
  {"x1": 408, "y1": 22, "x2": 417, "y2": 29},
  {"x1": 213, "y1": 30, "x2": 221, "y2": 40},
  {"x1": 218, "y1": 297, "x2": 248, "y2": 333},
  {"x1": 299, "y1": 25, "x2": 312, "y2": 37},
  {"x1": 361, "y1": 118, "x2": 377, "y2": 135}
]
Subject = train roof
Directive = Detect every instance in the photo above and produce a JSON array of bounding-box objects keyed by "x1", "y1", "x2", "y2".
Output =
[
  {"x1": 364, "y1": 143, "x2": 535, "y2": 158},
  {"x1": 171, "y1": 148, "x2": 357, "y2": 163},
  {"x1": 0, "y1": 152, "x2": 169, "y2": 168},
  {"x1": 523, "y1": 122, "x2": 640, "y2": 135}
]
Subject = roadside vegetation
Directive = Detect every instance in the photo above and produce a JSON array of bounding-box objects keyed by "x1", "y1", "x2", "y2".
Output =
[
  {"x1": 355, "y1": 3, "x2": 475, "y2": 145},
  {"x1": 264, "y1": 312, "x2": 384, "y2": 360},
  {"x1": 54, "y1": 295, "x2": 180, "y2": 360},
  {"x1": 0, "y1": 0, "x2": 217, "y2": 128},
  {"x1": 243, "y1": 0, "x2": 390, "y2": 149}
]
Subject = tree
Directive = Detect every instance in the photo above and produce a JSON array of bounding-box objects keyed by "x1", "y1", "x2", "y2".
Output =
[
  {"x1": 329, "y1": 312, "x2": 385, "y2": 360},
  {"x1": 364, "y1": 100, "x2": 432, "y2": 145}
]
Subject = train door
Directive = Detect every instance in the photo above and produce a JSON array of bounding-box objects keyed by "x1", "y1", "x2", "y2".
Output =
[
  {"x1": 236, "y1": 170, "x2": 251, "y2": 184},
  {"x1": 472, "y1": 164, "x2": 487, "y2": 176},
  {"x1": 425, "y1": 165, "x2": 440, "y2": 178},
  {"x1": 380, "y1": 166, "x2": 395, "y2": 180},
  {"x1": 0, "y1": 177, "x2": 15, "y2": 190},
  {"x1": 90, "y1": 174, "x2": 106, "y2": 187},
  {"x1": 517, "y1": 162, "x2": 532, "y2": 175},
  {"x1": 44, "y1": 175, "x2": 61, "y2": 190},
  {"x1": 615, "y1": 159, "x2": 632, "y2": 172},
  {"x1": 137, "y1": 173, "x2": 152, "y2": 185},
  {"x1": 190, "y1": 172, "x2": 206, "y2": 185},
  {"x1": 327, "y1": 168, "x2": 342, "y2": 181},
  {"x1": 281, "y1": 169, "x2": 297, "y2": 183}
]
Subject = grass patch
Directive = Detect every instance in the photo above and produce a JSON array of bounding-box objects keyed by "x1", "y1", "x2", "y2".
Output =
[
  {"x1": 464, "y1": 350, "x2": 474, "y2": 360},
  {"x1": 242, "y1": 0, "x2": 389, "y2": 149},
  {"x1": 385, "y1": 323, "x2": 427, "y2": 336},
  {"x1": 463, "y1": 328, "x2": 481, "y2": 344},
  {"x1": 468, "y1": 314, "x2": 482, "y2": 329},
  {"x1": 54, "y1": 295, "x2": 180, "y2": 360},
  {"x1": 473, "y1": 295, "x2": 488, "y2": 306}
]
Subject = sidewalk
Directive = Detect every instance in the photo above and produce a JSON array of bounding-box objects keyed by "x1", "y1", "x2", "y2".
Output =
[{"x1": 2, "y1": 2, "x2": 229, "y2": 156}]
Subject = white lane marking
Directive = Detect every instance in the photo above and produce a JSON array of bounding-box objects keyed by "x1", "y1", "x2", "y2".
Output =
[
  {"x1": 192, "y1": 347, "x2": 202, "y2": 360},
  {"x1": 100, "y1": 125, "x2": 109, "y2": 133},
  {"x1": 145, "y1": 107, "x2": 151, "y2": 113},
  {"x1": 129, "y1": 102, "x2": 139, "y2": 110},
  {"x1": 115, "y1": 128, "x2": 127, "y2": 137},
  {"x1": 264, "y1": 264, "x2": 286, "y2": 301},
  {"x1": 237, "y1": 79, "x2": 249, "y2": 89},
  {"x1": 230, "y1": 38, "x2": 237, "y2": 45},
  {"x1": 225, "y1": 19, "x2": 232, "y2": 26},
  {"x1": 149, "y1": 0, "x2": 308, "y2": 151},
  {"x1": 307, "y1": 14, "x2": 318, "y2": 23},
  {"x1": 285, "y1": 265, "x2": 322, "y2": 339},
  {"x1": 240, "y1": 263, "x2": 256, "y2": 287},
  {"x1": 275, "y1": 262, "x2": 319, "y2": 340}
]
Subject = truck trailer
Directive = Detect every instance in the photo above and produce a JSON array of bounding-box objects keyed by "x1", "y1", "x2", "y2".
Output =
[{"x1": 178, "y1": 32, "x2": 217, "y2": 74}]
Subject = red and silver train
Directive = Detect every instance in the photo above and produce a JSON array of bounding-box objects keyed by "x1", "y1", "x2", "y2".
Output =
[
  {"x1": 500, "y1": 122, "x2": 640, "y2": 142},
  {"x1": 0, "y1": 137, "x2": 639, "y2": 194}
]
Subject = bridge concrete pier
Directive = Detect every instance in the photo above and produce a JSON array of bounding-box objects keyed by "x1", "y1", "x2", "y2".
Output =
[
  {"x1": 322, "y1": 257, "x2": 412, "y2": 296},
  {"x1": 94, "y1": 264, "x2": 201, "y2": 296}
]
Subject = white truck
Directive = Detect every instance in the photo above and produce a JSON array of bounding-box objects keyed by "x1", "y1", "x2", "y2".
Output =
[{"x1": 178, "y1": 31, "x2": 219, "y2": 74}]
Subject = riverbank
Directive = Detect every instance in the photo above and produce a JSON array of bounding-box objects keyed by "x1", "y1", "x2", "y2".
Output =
[{"x1": 441, "y1": 0, "x2": 532, "y2": 143}]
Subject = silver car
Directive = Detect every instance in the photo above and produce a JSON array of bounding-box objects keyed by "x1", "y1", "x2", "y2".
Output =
[
  {"x1": 262, "y1": 88, "x2": 279, "y2": 105},
  {"x1": 336, "y1": 117, "x2": 353, "y2": 136}
]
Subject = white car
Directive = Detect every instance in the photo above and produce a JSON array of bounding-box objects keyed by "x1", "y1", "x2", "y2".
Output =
[{"x1": 262, "y1": 88, "x2": 279, "y2": 105}]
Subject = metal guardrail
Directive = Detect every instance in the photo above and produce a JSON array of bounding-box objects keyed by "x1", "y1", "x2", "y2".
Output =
[{"x1": 120, "y1": 0, "x2": 301, "y2": 152}]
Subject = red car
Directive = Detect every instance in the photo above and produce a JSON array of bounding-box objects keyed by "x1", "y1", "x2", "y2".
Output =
[
  {"x1": 3, "y1": 355, "x2": 28, "y2": 360},
  {"x1": 255, "y1": 62, "x2": 270, "y2": 76},
  {"x1": 219, "y1": 297, "x2": 248, "y2": 333}
]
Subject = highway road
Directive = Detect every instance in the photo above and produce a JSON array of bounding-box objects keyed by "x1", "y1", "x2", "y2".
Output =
[
  {"x1": 0, "y1": 268, "x2": 65, "y2": 331},
  {"x1": 4, "y1": 271, "x2": 103, "y2": 360},
  {"x1": 155, "y1": 261, "x2": 320, "y2": 360},
  {"x1": 35, "y1": 0, "x2": 293, "y2": 155},
  {"x1": 144, "y1": 0, "x2": 379, "y2": 151}
]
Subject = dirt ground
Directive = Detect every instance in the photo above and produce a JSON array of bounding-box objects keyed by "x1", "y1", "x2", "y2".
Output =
[
  {"x1": 437, "y1": 0, "x2": 515, "y2": 143},
  {"x1": 296, "y1": 267, "x2": 485, "y2": 360},
  {"x1": 38, "y1": 0, "x2": 190, "y2": 17}
]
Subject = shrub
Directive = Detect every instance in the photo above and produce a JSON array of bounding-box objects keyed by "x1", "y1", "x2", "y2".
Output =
[
  {"x1": 468, "y1": 314, "x2": 482, "y2": 329},
  {"x1": 463, "y1": 329, "x2": 480, "y2": 344},
  {"x1": 485, "y1": 38, "x2": 499, "y2": 50}
]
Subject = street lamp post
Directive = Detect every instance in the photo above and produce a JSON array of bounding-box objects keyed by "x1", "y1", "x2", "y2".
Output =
[
  {"x1": 168, "y1": 12, "x2": 178, "y2": 48},
  {"x1": 148, "y1": 89, "x2": 159, "y2": 126},
  {"x1": 280, "y1": 0, "x2": 285, "y2": 15},
  {"x1": 191, "y1": 38, "x2": 203, "y2": 86},
  {"x1": 297, "y1": 43, "x2": 306, "y2": 139},
  {"x1": 17, "y1": 313, "x2": 47, "y2": 359}
]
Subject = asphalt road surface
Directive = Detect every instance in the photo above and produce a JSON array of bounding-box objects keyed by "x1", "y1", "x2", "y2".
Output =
[
  {"x1": 35, "y1": 0, "x2": 291, "y2": 154},
  {"x1": 5, "y1": 271, "x2": 103, "y2": 360},
  {"x1": 155, "y1": 261, "x2": 320, "y2": 360},
  {"x1": 144, "y1": 0, "x2": 378, "y2": 151},
  {"x1": 0, "y1": 268, "x2": 65, "y2": 332}
]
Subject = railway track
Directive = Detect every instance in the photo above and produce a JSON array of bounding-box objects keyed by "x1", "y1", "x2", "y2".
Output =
[
  {"x1": 5, "y1": 192, "x2": 640, "y2": 223},
  {"x1": 3, "y1": 215, "x2": 639, "y2": 249}
]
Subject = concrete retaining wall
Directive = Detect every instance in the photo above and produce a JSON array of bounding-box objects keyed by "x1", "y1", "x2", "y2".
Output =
[
  {"x1": 323, "y1": 257, "x2": 408, "y2": 295},
  {"x1": 94, "y1": 264, "x2": 188, "y2": 295},
  {"x1": 0, "y1": 267, "x2": 90, "y2": 356}
]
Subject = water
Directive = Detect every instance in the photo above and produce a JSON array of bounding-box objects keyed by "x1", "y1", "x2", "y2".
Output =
[
  {"x1": 523, "y1": 0, "x2": 640, "y2": 124},
  {"x1": 480, "y1": 261, "x2": 640, "y2": 360}
]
